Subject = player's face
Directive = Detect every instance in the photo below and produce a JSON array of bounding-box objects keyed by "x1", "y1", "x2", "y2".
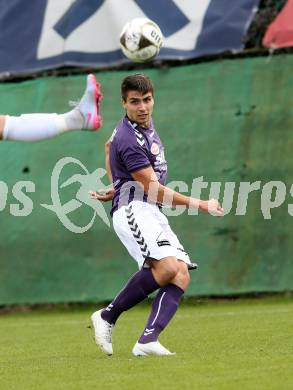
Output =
[{"x1": 123, "y1": 91, "x2": 154, "y2": 128}]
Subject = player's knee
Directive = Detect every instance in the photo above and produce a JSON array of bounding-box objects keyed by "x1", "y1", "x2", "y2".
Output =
[
  {"x1": 162, "y1": 266, "x2": 179, "y2": 283},
  {"x1": 158, "y1": 258, "x2": 180, "y2": 283}
]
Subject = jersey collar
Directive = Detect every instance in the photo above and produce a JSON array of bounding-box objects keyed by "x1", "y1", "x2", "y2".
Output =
[{"x1": 125, "y1": 115, "x2": 154, "y2": 132}]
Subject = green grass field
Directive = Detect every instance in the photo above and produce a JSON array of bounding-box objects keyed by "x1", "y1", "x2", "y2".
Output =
[{"x1": 0, "y1": 297, "x2": 292, "y2": 390}]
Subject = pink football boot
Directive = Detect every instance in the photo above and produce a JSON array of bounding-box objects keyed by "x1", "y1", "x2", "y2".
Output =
[{"x1": 78, "y1": 74, "x2": 102, "y2": 131}]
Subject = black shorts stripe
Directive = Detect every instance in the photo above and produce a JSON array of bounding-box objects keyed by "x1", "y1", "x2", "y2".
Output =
[{"x1": 125, "y1": 204, "x2": 150, "y2": 258}]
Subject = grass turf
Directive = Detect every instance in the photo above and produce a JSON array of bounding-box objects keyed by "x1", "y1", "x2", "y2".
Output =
[{"x1": 0, "y1": 297, "x2": 292, "y2": 390}]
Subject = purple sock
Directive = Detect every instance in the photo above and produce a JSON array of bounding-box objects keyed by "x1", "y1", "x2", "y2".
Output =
[
  {"x1": 101, "y1": 268, "x2": 159, "y2": 325},
  {"x1": 138, "y1": 284, "x2": 184, "y2": 344}
]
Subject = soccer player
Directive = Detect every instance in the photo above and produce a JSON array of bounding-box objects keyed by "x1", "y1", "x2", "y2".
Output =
[
  {"x1": 0, "y1": 74, "x2": 102, "y2": 142},
  {"x1": 90, "y1": 74, "x2": 223, "y2": 356}
]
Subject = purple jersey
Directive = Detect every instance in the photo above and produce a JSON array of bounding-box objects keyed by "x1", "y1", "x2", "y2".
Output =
[{"x1": 110, "y1": 116, "x2": 167, "y2": 216}]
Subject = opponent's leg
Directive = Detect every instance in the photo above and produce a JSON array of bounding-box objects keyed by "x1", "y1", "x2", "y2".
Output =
[
  {"x1": 1, "y1": 74, "x2": 102, "y2": 142},
  {"x1": 133, "y1": 259, "x2": 190, "y2": 356}
]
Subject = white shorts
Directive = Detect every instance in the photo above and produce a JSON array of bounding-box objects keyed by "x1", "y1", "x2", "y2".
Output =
[{"x1": 113, "y1": 200, "x2": 191, "y2": 269}]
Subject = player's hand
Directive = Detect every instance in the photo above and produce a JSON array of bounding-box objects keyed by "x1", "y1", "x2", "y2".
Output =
[
  {"x1": 199, "y1": 199, "x2": 224, "y2": 216},
  {"x1": 89, "y1": 188, "x2": 114, "y2": 202}
]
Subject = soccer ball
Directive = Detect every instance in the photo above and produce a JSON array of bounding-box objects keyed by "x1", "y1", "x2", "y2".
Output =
[{"x1": 120, "y1": 18, "x2": 163, "y2": 63}]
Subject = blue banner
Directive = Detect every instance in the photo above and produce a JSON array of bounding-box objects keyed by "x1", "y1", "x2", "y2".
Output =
[{"x1": 0, "y1": 0, "x2": 259, "y2": 77}]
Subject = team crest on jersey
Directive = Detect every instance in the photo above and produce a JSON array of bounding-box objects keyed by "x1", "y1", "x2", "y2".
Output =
[{"x1": 151, "y1": 142, "x2": 160, "y2": 155}]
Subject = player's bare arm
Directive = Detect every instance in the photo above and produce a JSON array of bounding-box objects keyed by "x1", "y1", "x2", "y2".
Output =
[
  {"x1": 105, "y1": 139, "x2": 113, "y2": 183},
  {"x1": 91, "y1": 161, "x2": 224, "y2": 214},
  {"x1": 90, "y1": 139, "x2": 114, "y2": 202},
  {"x1": 0, "y1": 115, "x2": 6, "y2": 139},
  {"x1": 132, "y1": 166, "x2": 224, "y2": 216}
]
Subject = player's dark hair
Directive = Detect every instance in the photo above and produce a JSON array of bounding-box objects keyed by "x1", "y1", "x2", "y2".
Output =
[{"x1": 121, "y1": 74, "x2": 154, "y2": 101}]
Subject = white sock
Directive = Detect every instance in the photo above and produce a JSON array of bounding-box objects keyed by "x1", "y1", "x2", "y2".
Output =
[{"x1": 3, "y1": 109, "x2": 84, "y2": 142}]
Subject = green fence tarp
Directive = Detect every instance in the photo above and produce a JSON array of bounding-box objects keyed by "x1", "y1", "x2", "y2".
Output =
[{"x1": 0, "y1": 54, "x2": 293, "y2": 304}]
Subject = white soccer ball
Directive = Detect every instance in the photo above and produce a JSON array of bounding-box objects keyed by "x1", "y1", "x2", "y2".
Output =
[{"x1": 120, "y1": 18, "x2": 163, "y2": 63}]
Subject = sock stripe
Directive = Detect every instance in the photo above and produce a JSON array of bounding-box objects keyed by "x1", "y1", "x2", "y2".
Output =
[{"x1": 151, "y1": 291, "x2": 166, "y2": 326}]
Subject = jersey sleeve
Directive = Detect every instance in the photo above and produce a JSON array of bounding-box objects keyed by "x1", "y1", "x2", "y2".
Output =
[{"x1": 120, "y1": 143, "x2": 151, "y2": 173}]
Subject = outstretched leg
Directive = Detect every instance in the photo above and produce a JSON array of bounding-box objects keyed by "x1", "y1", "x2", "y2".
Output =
[{"x1": 0, "y1": 74, "x2": 102, "y2": 142}]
